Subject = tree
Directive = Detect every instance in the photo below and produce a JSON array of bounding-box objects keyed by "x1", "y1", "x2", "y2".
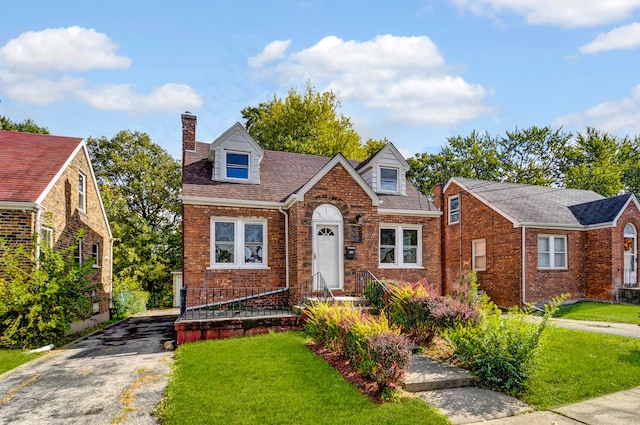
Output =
[
  {"x1": 0, "y1": 237, "x2": 96, "y2": 348},
  {"x1": 0, "y1": 115, "x2": 49, "y2": 134},
  {"x1": 242, "y1": 82, "x2": 374, "y2": 160},
  {"x1": 87, "y1": 131, "x2": 181, "y2": 300},
  {"x1": 563, "y1": 127, "x2": 626, "y2": 197}
]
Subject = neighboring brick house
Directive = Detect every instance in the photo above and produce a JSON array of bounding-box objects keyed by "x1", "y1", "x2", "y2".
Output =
[
  {"x1": 0, "y1": 130, "x2": 113, "y2": 332},
  {"x1": 435, "y1": 177, "x2": 640, "y2": 306},
  {"x1": 180, "y1": 113, "x2": 441, "y2": 301}
]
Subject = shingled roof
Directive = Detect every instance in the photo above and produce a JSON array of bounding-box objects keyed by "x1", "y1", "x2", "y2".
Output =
[
  {"x1": 449, "y1": 177, "x2": 608, "y2": 227},
  {"x1": 182, "y1": 141, "x2": 436, "y2": 212},
  {"x1": 0, "y1": 130, "x2": 83, "y2": 204},
  {"x1": 568, "y1": 194, "x2": 633, "y2": 225}
]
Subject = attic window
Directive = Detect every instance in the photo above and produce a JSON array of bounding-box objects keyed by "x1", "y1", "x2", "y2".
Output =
[
  {"x1": 225, "y1": 151, "x2": 249, "y2": 180},
  {"x1": 379, "y1": 167, "x2": 398, "y2": 192}
]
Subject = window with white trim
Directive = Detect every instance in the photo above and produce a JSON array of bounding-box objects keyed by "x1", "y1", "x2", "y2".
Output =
[
  {"x1": 225, "y1": 151, "x2": 250, "y2": 180},
  {"x1": 78, "y1": 171, "x2": 87, "y2": 212},
  {"x1": 538, "y1": 235, "x2": 567, "y2": 269},
  {"x1": 40, "y1": 227, "x2": 53, "y2": 248},
  {"x1": 472, "y1": 239, "x2": 486, "y2": 271},
  {"x1": 448, "y1": 196, "x2": 460, "y2": 224},
  {"x1": 210, "y1": 218, "x2": 267, "y2": 268},
  {"x1": 75, "y1": 238, "x2": 83, "y2": 264},
  {"x1": 92, "y1": 243, "x2": 100, "y2": 268},
  {"x1": 379, "y1": 167, "x2": 399, "y2": 193},
  {"x1": 379, "y1": 225, "x2": 421, "y2": 267}
]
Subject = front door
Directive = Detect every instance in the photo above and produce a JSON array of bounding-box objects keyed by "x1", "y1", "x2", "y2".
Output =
[
  {"x1": 624, "y1": 224, "x2": 637, "y2": 286},
  {"x1": 315, "y1": 225, "x2": 340, "y2": 289}
]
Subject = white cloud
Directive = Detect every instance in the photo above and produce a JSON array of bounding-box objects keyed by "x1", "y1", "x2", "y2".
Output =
[
  {"x1": 249, "y1": 34, "x2": 494, "y2": 127},
  {"x1": 580, "y1": 22, "x2": 640, "y2": 54},
  {"x1": 554, "y1": 85, "x2": 640, "y2": 135},
  {"x1": 77, "y1": 83, "x2": 203, "y2": 113},
  {"x1": 0, "y1": 27, "x2": 203, "y2": 113},
  {"x1": 0, "y1": 26, "x2": 131, "y2": 73},
  {"x1": 248, "y1": 40, "x2": 291, "y2": 68},
  {"x1": 450, "y1": 0, "x2": 640, "y2": 27}
]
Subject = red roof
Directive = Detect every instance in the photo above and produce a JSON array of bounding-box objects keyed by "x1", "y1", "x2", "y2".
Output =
[{"x1": 0, "y1": 130, "x2": 83, "y2": 203}]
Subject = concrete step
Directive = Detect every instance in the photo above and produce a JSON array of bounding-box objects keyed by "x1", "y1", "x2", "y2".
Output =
[{"x1": 404, "y1": 354, "x2": 476, "y2": 392}]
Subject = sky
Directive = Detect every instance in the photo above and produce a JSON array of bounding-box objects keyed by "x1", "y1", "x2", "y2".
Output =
[{"x1": 2, "y1": 1, "x2": 640, "y2": 159}]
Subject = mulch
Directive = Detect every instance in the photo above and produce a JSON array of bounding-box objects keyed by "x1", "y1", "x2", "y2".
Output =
[{"x1": 306, "y1": 341, "x2": 383, "y2": 403}]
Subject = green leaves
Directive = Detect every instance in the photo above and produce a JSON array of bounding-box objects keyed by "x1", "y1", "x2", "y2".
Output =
[{"x1": 87, "y1": 131, "x2": 181, "y2": 298}]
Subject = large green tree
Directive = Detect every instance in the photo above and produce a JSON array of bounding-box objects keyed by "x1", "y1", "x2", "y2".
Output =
[
  {"x1": 242, "y1": 82, "x2": 383, "y2": 160},
  {"x1": 0, "y1": 115, "x2": 49, "y2": 134},
  {"x1": 87, "y1": 131, "x2": 181, "y2": 298}
]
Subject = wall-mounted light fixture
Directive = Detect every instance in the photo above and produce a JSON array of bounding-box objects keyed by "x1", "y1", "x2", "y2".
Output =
[{"x1": 355, "y1": 214, "x2": 364, "y2": 225}]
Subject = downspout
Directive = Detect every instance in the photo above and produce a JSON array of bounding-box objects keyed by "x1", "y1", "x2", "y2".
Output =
[
  {"x1": 522, "y1": 225, "x2": 527, "y2": 305},
  {"x1": 109, "y1": 237, "x2": 115, "y2": 310},
  {"x1": 34, "y1": 204, "x2": 43, "y2": 259},
  {"x1": 279, "y1": 206, "x2": 290, "y2": 289}
]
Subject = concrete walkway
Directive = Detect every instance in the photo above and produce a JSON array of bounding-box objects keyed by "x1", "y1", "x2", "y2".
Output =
[
  {"x1": 0, "y1": 309, "x2": 178, "y2": 425},
  {"x1": 405, "y1": 317, "x2": 640, "y2": 425}
]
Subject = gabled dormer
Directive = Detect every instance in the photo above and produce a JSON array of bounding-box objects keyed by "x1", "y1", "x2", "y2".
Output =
[
  {"x1": 356, "y1": 143, "x2": 409, "y2": 196},
  {"x1": 209, "y1": 123, "x2": 264, "y2": 184}
]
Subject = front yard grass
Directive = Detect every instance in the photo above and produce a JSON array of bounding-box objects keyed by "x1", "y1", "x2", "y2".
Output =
[
  {"x1": 522, "y1": 326, "x2": 640, "y2": 409},
  {"x1": 158, "y1": 331, "x2": 449, "y2": 425},
  {"x1": 553, "y1": 301, "x2": 640, "y2": 324},
  {"x1": 0, "y1": 349, "x2": 40, "y2": 375}
]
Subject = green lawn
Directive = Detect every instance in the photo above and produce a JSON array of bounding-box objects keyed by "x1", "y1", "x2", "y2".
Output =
[
  {"x1": 0, "y1": 349, "x2": 40, "y2": 375},
  {"x1": 158, "y1": 332, "x2": 449, "y2": 425},
  {"x1": 523, "y1": 326, "x2": 640, "y2": 409},
  {"x1": 553, "y1": 301, "x2": 640, "y2": 324}
]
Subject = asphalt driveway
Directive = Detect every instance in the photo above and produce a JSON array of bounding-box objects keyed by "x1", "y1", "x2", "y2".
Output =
[{"x1": 0, "y1": 309, "x2": 178, "y2": 425}]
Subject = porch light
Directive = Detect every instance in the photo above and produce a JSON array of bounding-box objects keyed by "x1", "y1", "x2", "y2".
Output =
[{"x1": 355, "y1": 215, "x2": 364, "y2": 225}]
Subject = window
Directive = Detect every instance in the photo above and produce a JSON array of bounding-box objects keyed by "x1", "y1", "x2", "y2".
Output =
[
  {"x1": 92, "y1": 243, "x2": 100, "y2": 268},
  {"x1": 225, "y1": 152, "x2": 249, "y2": 180},
  {"x1": 40, "y1": 227, "x2": 53, "y2": 248},
  {"x1": 75, "y1": 238, "x2": 83, "y2": 264},
  {"x1": 379, "y1": 167, "x2": 398, "y2": 192},
  {"x1": 379, "y1": 225, "x2": 421, "y2": 267},
  {"x1": 538, "y1": 235, "x2": 567, "y2": 269},
  {"x1": 210, "y1": 218, "x2": 267, "y2": 268},
  {"x1": 448, "y1": 196, "x2": 460, "y2": 224},
  {"x1": 78, "y1": 171, "x2": 87, "y2": 212},
  {"x1": 472, "y1": 239, "x2": 486, "y2": 271}
]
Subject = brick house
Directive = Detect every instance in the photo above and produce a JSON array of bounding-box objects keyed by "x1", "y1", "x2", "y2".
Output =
[
  {"x1": 435, "y1": 177, "x2": 640, "y2": 306},
  {"x1": 0, "y1": 130, "x2": 113, "y2": 332},
  {"x1": 180, "y1": 113, "x2": 441, "y2": 303}
]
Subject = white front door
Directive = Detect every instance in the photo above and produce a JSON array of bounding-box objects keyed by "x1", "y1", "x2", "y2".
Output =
[
  {"x1": 315, "y1": 224, "x2": 340, "y2": 289},
  {"x1": 624, "y1": 224, "x2": 637, "y2": 285}
]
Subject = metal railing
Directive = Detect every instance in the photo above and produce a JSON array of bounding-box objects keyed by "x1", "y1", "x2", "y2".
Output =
[
  {"x1": 178, "y1": 287, "x2": 292, "y2": 320},
  {"x1": 295, "y1": 272, "x2": 335, "y2": 306},
  {"x1": 623, "y1": 268, "x2": 638, "y2": 288},
  {"x1": 353, "y1": 269, "x2": 390, "y2": 308}
]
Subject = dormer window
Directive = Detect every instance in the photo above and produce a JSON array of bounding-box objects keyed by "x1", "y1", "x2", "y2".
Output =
[
  {"x1": 225, "y1": 151, "x2": 249, "y2": 180},
  {"x1": 379, "y1": 167, "x2": 399, "y2": 193}
]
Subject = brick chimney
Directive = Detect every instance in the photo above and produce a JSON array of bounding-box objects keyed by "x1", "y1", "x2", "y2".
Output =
[
  {"x1": 433, "y1": 183, "x2": 444, "y2": 209},
  {"x1": 181, "y1": 111, "x2": 197, "y2": 154}
]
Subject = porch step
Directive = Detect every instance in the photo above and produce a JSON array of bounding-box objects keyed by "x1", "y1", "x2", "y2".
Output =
[
  {"x1": 293, "y1": 296, "x2": 376, "y2": 315},
  {"x1": 403, "y1": 354, "x2": 476, "y2": 392}
]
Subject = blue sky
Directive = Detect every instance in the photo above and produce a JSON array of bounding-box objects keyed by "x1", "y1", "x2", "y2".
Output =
[{"x1": 2, "y1": 1, "x2": 640, "y2": 159}]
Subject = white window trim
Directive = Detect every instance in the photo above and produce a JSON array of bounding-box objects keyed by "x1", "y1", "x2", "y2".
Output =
[
  {"x1": 472, "y1": 238, "x2": 486, "y2": 271},
  {"x1": 76, "y1": 238, "x2": 83, "y2": 264},
  {"x1": 379, "y1": 224, "x2": 423, "y2": 269},
  {"x1": 224, "y1": 150, "x2": 250, "y2": 181},
  {"x1": 78, "y1": 171, "x2": 87, "y2": 213},
  {"x1": 448, "y1": 195, "x2": 460, "y2": 225},
  {"x1": 538, "y1": 234, "x2": 568, "y2": 270},
  {"x1": 40, "y1": 226, "x2": 53, "y2": 248},
  {"x1": 92, "y1": 243, "x2": 101, "y2": 268},
  {"x1": 208, "y1": 217, "x2": 269, "y2": 269},
  {"x1": 378, "y1": 165, "x2": 400, "y2": 194}
]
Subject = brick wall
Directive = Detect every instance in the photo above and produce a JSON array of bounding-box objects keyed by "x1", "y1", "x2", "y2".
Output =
[
  {"x1": 41, "y1": 148, "x2": 112, "y2": 316},
  {"x1": 0, "y1": 209, "x2": 35, "y2": 267}
]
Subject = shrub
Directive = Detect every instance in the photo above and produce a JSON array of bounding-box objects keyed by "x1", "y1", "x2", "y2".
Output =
[
  {"x1": 0, "y1": 237, "x2": 98, "y2": 349},
  {"x1": 445, "y1": 295, "x2": 567, "y2": 395},
  {"x1": 366, "y1": 332, "x2": 412, "y2": 390}
]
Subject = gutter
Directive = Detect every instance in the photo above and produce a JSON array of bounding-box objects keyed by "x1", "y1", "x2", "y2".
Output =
[
  {"x1": 278, "y1": 207, "x2": 290, "y2": 289},
  {"x1": 522, "y1": 225, "x2": 527, "y2": 305}
]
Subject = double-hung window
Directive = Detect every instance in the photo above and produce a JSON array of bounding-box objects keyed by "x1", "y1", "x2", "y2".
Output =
[
  {"x1": 211, "y1": 218, "x2": 267, "y2": 268},
  {"x1": 225, "y1": 151, "x2": 250, "y2": 180},
  {"x1": 75, "y1": 238, "x2": 83, "y2": 264},
  {"x1": 379, "y1": 167, "x2": 399, "y2": 193},
  {"x1": 448, "y1": 196, "x2": 460, "y2": 224},
  {"x1": 78, "y1": 171, "x2": 87, "y2": 212},
  {"x1": 472, "y1": 239, "x2": 486, "y2": 271},
  {"x1": 379, "y1": 225, "x2": 421, "y2": 267},
  {"x1": 538, "y1": 235, "x2": 567, "y2": 269},
  {"x1": 40, "y1": 227, "x2": 53, "y2": 248},
  {"x1": 92, "y1": 243, "x2": 101, "y2": 268}
]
